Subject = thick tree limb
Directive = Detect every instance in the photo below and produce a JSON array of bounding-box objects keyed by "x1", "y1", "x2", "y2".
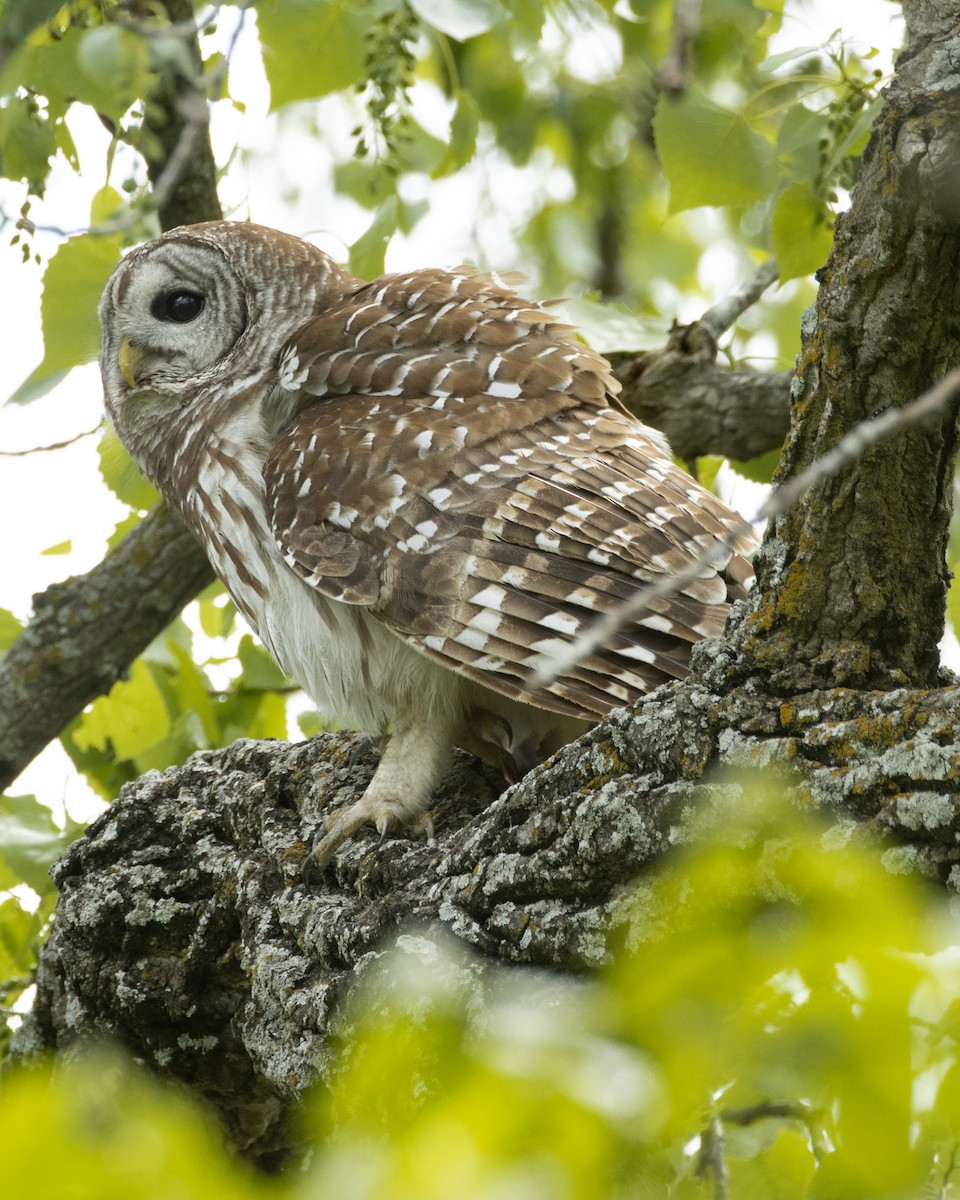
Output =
[
  {"x1": 743, "y1": 16, "x2": 960, "y2": 690},
  {"x1": 14, "y1": 649, "x2": 960, "y2": 1163},
  {"x1": 0, "y1": 505, "x2": 212, "y2": 792},
  {"x1": 615, "y1": 258, "x2": 789, "y2": 462},
  {"x1": 617, "y1": 352, "x2": 791, "y2": 463}
]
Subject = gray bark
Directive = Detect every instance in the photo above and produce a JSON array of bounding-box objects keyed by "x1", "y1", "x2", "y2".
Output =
[
  {"x1": 743, "y1": 11, "x2": 960, "y2": 690},
  {"x1": 0, "y1": 505, "x2": 212, "y2": 792},
  {"x1": 14, "y1": 622, "x2": 960, "y2": 1165},
  {"x1": 615, "y1": 344, "x2": 791, "y2": 464}
]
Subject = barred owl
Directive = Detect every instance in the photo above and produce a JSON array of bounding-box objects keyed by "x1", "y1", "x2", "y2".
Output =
[{"x1": 99, "y1": 221, "x2": 756, "y2": 864}]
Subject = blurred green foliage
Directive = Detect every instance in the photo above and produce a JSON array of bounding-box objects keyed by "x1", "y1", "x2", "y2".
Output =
[{"x1": 4, "y1": 792, "x2": 960, "y2": 1197}]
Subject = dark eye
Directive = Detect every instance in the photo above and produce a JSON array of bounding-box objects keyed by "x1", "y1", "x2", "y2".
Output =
[{"x1": 151, "y1": 289, "x2": 205, "y2": 323}]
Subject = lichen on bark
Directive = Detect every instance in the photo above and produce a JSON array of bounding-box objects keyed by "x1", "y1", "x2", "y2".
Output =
[{"x1": 743, "y1": 18, "x2": 960, "y2": 691}]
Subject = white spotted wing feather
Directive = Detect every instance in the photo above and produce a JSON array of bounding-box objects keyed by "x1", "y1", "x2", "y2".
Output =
[{"x1": 265, "y1": 266, "x2": 755, "y2": 721}]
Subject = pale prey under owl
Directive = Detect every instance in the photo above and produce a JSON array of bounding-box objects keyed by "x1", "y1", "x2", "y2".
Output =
[{"x1": 98, "y1": 221, "x2": 756, "y2": 864}]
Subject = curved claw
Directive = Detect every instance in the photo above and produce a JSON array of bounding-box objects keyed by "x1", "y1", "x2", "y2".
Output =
[
  {"x1": 302, "y1": 718, "x2": 453, "y2": 875},
  {"x1": 310, "y1": 800, "x2": 383, "y2": 867}
]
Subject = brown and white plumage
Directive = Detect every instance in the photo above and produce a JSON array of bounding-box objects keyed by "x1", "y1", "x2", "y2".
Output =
[{"x1": 99, "y1": 221, "x2": 755, "y2": 862}]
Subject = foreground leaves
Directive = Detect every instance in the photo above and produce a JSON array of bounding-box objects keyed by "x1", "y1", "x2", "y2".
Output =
[{"x1": 4, "y1": 790, "x2": 960, "y2": 1197}]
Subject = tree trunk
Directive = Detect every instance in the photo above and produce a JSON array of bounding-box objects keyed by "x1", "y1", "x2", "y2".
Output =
[
  {"x1": 12, "y1": 0, "x2": 960, "y2": 1174},
  {"x1": 742, "y1": 5, "x2": 960, "y2": 691}
]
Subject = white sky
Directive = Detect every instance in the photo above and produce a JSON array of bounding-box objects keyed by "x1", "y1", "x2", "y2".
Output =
[{"x1": 0, "y1": 0, "x2": 909, "y2": 821}]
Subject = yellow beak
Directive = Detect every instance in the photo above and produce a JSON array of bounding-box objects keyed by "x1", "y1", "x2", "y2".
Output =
[{"x1": 118, "y1": 339, "x2": 145, "y2": 388}]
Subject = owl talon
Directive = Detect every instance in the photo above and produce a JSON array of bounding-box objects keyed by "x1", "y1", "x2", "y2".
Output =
[{"x1": 305, "y1": 801, "x2": 437, "y2": 871}]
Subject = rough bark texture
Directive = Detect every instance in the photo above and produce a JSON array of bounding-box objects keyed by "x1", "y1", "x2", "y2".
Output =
[
  {"x1": 743, "y1": 12, "x2": 960, "y2": 691},
  {"x1": 0, "y1": 505, "x2": 212, "y2": 792},
  {"x1": 615, "y1": 336, "x2": 791, "y2": 464},
  {"x1": 14, "y1": 623, "x2": 960, "y2": 1165}
]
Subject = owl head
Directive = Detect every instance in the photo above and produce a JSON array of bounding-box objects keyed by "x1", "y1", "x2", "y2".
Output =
[{"x1": 98, "y1": 221, "x2": 351, "y2": 480}]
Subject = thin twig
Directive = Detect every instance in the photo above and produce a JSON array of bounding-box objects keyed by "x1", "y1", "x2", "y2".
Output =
[
  {"x1": 658, "y1": 0, "x2": 705, "y2": 95},
  {"x1": 0, "y1": 426, "x2": 100, "y2": 457},
  {"x1": 699, "y1": 258, "x2": 779, "y2": 341},
  {"x1": 533, "y1": 364, "x2": 960, "y2": 688},
  {"x1": 696, "y1": 1116, "x2": 729, "y2": 1199}
]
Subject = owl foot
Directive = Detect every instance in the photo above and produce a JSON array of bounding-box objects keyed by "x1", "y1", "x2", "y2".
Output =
[
  {"x1": 309, "y1": 799, "x2": 435, "y2": 867},
  {"x1": 306, "y1": 717, "x2": 453, "y2": 871}
]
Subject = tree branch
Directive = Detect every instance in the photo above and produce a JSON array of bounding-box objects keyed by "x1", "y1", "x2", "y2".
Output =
[
  {"x1": 15, "y1": 672, "x2": 960, "y2": 1162},
  {"x1": 0, "y1": 505, "x2": 212, "y2": 793},
  {"x1": 617, "y1": 355, "x2": 791, "y2": 463},
  {"x1": 613, "y1": 259, "x2": 789, "y2": 463}
]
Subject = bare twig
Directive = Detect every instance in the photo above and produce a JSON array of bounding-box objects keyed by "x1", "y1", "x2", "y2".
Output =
[
  {"x1": 696, "y1": 1116, "x2": 729, "y2": 1199},
  {"x1": 0, "y1": 425, "x2": 100, "y2": 456},
  {"x1": 658, "y1": 0, "x2": 705, "y2": 95},
  {"x1": 533, "y1": 364, "x2": 960, "y2": 688},
  {"x1": 699, "y1": 258, "x2": 780, "y2": 342}
]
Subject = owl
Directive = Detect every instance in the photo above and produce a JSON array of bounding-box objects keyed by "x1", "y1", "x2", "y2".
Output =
[{"x1": 99, "y1": 221, "x2": 756, "y2": 864}]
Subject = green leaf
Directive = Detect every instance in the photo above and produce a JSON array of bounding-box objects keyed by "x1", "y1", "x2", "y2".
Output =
[
  {"x1": 694, "y1": 454, "x2": 726, "y2": 494},
  {"x1": 10, "y1": 233, "x2": 122, "y2": 404},
  {"x1": 0, "y1": 1051, "x2": 262, "y2": 1199},
  {"x1": 40, "y1": 539, "x2": 71, "y2": 556},
  {"x1": 776, "y1": 103, "x2": 829, "y2": 182},
  {"x1": 98, "y1": 427, "x2": 160, "y2": 511},
  {"x1": 408, "y1": 0, "x2": 501, "y2": 40},
  {"x1": 75, "y1": 26, "x2": 151, "y2": 122},
  {"x1": 297, "y1": 710, "x2": 327, "y2": 738},
  {"x1": 0, "y1": 95, "x2": 56, "y2": 191},
  {"x1": 771, "y1": 180, "x2": 833, "y2": 282},
  {"x1": 0, "y1": 794, "x2": 73, "y2": 896},
  {"x1": 72, "y1": 659, "x2": 172, "y2": 762},
  {"x1": 654, "y1": 90, "x2": 777, "y2": 213},
  {"x1": 726, "y1": 1127, "x2": 816, "y2": 1198},
  {"x1": 333, "y1": 157, "x2": 396, "y2": 209},
  {"x1": 947, "y1": 568, "x2": 960, "y2": 645},
  {"x1": 197, "y1": 583, "x2": 235, "y2": 639},
  {"x1": 432, "y1": 89, "x2": 480, "y2": 178},
  {"x1": 237, "y1": 635, "x2": 291, "y2": 691},
  {"x1": 3, "y1": 25, "x2": 150, "y2": 124},
  {"x1": 257, "y1": 0, "x2": 368, "y2": 110},
  {"x1": 90, "y1": 185, "x2": 125, "y2": 226},
  {"x1": 0, "y1": 607, "x2": 23, "y2": 653},
  {"x1": 0, "y1": 896, "x2": 39, "y2": 982},
  {"x1": 729, "y1": 447, "x2": 781, "y2": 483},
  {"x1": 348, "y1": 196, "x2": 398, "y2": 280}
]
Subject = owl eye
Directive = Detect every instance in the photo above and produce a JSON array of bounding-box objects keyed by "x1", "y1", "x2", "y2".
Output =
[{"x1": 152, "y1": 289, "x2": 205, "y2": 323}]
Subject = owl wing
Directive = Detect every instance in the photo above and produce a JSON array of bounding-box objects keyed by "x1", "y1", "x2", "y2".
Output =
[{"x1": 264, "y1": 268, "x2": 756, "y2": 720}]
